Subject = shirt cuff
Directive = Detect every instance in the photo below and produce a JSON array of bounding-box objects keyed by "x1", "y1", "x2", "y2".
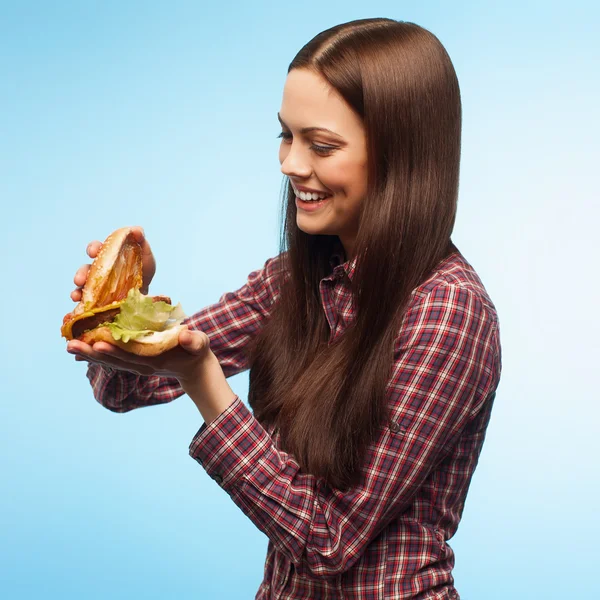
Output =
[{"x1": 189, "y1": 396, "x2": 272, "y2": 488}]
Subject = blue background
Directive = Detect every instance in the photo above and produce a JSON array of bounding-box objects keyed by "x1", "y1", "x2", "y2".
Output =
[{"x1": 1, "y1": 1, "x2": 598, "y2": 598}]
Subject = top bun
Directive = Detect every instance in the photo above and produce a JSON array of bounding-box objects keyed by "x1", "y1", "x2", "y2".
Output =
[
  {"x1": 80, "y1": 227, "x2": 143, "y2": 314},
  {"x1": 62, "y1": 227, "x2": 144, "y2": 340}
]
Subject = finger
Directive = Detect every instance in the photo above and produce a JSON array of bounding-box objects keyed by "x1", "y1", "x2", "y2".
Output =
[
  {"x1": 179, "y1": 329, "x2": 210, "y2": 356},
  {"x1": 130, "y1": 226, "x2": 154, "y2": 262},
  {"x1": 67, "y1": 341, "x2": 152, "y2": 374},
  {"x1": 67, "y1": 340, "x2": 90, "y2": 353},
  {"x1": 92, "y1": 341, "x2": 153, "y2": 366},
  {"x1": 93, "y1": 342, "x2": 172, "y2": 375},
  {"x1": 71, "y1": 288, "x2": 82, "y2": 302},
  {"x1": 86, "y1": 241, "x2": 102, "y2": 259},
  {"x1": 131, "y1": 226, "x2": 145, "y2": 244},
  {"x1": 73, "y1": 264, "x2": 91, "y2": 288},
  {"x1": 74, "y1": 353, "x2": 149, "y2": 374}
]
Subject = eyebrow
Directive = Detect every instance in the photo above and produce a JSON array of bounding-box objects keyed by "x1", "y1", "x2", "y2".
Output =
[{"x1": 277, "y1": 113, "x2": 344, "y2": 140}]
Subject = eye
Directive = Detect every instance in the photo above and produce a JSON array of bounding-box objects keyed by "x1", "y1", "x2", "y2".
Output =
[
  {"x1": 310, "y1": 143, "x2": 337, "y2": 156},
  {"x1": 277, "y1": 131, "x2": 337, "y2": 156}
]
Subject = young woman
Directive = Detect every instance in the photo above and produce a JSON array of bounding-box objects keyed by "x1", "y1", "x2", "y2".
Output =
[{"x1": 67, "y1": 18, "x2": 501, "y2": 600}]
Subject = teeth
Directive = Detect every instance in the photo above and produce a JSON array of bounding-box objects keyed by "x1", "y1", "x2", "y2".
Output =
[{"x1": 297, "y1": 190, "x2": 329, "y2": 202}]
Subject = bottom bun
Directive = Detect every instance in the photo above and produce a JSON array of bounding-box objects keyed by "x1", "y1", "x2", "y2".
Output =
[{"x1": 79, "y1": 324, "x2": 187, "y2": 356}]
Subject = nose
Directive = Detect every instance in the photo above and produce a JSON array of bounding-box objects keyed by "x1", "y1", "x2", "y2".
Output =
[{"x1": 280, "y1": 143, "x2": 312, "y2": 179}]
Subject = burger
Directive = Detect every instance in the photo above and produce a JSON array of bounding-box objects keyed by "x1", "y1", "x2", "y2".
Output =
[{"x1": 61, "y1": 227, "x2": 186, "y2": 356}]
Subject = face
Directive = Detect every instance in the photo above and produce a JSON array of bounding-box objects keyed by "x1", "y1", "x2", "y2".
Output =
[{"x1": 278, "y1": 68, "x2": 368, "y2": 260}]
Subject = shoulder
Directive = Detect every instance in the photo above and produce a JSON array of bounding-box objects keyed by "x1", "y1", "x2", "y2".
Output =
[
  {"x1": 397, "y1": 251, "x2": 501, "y2": 359},
  {"x1": 415, "y1": 250, "x2": 497, "y2": 310},
  {"x1": 237, "y1": 252, "x2": 288, "y2": 308},
  {"x1": 389, "y1": 251, "x2": 502, "y2": 409},
  {"x1": 408, "y1": 250, "x2": 499, "y2": 326},
  {"x1": 250, "y1": 251, "x2": 287, "y2": 288}
]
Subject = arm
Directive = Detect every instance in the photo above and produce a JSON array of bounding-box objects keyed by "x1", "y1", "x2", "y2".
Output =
[
  {"x1": 86, "y1": 254, "x2": 285, "y2": 413},
  {"x1": 188, "y1": 283, "x2": 501, "y2": 577}
]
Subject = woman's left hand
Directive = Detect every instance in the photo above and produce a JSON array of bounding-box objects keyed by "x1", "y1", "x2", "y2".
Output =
[{"x1": 66, "y1": 327, "x2": 211, "y2": 385}]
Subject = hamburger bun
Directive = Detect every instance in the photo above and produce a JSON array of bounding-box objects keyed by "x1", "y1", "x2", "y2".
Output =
[{"x1": 62, "y1": 227, "x2": 185, "y2": 356}]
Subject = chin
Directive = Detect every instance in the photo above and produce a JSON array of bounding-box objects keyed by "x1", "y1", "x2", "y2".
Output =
[
  {"x1": 297, "y1": 224, "x2": 329, "y2": 237},
  {"x1": 297, "y1": 216, "x2": 332, "y2": 234}
]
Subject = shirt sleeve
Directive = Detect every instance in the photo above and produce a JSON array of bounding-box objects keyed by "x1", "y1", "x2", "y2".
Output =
[
  {"x1": 87, "y1": 253, "x2": 285, "y2": 413},
  {"x1": 188, "y1": 282, "x2": 501, "y2": 578}
]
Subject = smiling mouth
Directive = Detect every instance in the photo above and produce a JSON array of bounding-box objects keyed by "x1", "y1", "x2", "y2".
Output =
[
  {"x1": 297, "y1": 193, "x2": 331, "y2": 203},
  {"x1": 292, "y1": 186, "x2": 333, "y2": 202}
]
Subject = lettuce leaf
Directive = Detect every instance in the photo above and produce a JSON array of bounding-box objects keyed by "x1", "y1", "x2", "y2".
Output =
[{"x1": 106, "y1": 288, "x2": 185, "y2": 343}]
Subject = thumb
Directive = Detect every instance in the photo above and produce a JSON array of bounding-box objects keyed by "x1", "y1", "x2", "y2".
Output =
[{"x1": 179, "y1": 329, "x2": 210, "y2": 355}]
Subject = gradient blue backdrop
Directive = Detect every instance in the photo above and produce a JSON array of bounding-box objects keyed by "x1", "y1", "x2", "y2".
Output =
[{"x1": 1, "y1": 1, "x2": 597, "y2": 598}]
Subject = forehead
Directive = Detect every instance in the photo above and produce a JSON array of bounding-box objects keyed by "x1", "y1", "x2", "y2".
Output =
[{"x1": 280, "y1": 69, "x2": 364, "y2": 136}]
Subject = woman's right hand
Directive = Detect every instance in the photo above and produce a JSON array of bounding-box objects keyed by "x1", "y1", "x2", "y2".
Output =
[{"x1": 70, "y1": 226, "x2": 157, "y2": 302}]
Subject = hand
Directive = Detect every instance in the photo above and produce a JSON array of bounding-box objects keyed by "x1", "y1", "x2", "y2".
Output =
[
  {"x1": 67, "y1": 327, "x2": 211, "y2": 383},
  {"x1": 70, "y1": 226, "x2": 156, "y2": 302},
  {"x1": 68, "y1": 328, "x2": 237, "y2": 423}
]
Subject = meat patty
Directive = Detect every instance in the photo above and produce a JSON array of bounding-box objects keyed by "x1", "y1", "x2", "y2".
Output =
[{"x1": 71, "y1": 295, "x2": 172, "y2": 339}]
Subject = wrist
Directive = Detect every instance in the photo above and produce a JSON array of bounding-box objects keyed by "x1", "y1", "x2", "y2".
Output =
[
  {"x1": 178, "y1": 349, "x2": 218, "y2": 389},
  {"x1": 178, "y1": 352, "x2": 236, "y2": 424}
]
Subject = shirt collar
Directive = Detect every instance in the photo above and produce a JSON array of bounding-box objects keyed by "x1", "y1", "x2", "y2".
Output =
[{"x1": 328, "y1": 243, "x2": 357, "y2": 281}]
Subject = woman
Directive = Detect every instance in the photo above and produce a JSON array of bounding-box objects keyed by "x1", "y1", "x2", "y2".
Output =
[{"x1": 67, "y1": 18, "x2": 501, "y2": 600}]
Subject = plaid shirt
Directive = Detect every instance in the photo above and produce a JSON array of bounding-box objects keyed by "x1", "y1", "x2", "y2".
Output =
[{"x1": 87, "y1": 248, "x2": 501, "y2": 600}]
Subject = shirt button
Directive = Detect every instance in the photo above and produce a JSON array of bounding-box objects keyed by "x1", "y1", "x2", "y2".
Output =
[
  {"x1": 389, "y1": 420, "x2": 405, "y2": 433},
  {"x1": 212, "y1": 474, "x2": 223, "y2": 484}
]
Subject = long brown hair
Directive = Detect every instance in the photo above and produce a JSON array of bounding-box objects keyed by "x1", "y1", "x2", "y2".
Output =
[{"x1": 248, "y1": 18, "x2": 461, "y2": 490}]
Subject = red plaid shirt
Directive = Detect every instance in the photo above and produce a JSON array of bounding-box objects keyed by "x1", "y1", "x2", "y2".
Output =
[{"x1": 87, "y1": 248, "x2": 501, "y2": 600}]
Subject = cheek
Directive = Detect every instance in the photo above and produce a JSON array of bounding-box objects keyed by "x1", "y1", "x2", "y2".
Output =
[
  {"x1": 327, "y1": 161, "x2": 367, "y2": 197},
  {"x1": 350, "y1": 160, "x2": 368, "y2": 200},
  {"x1": 320, "y1": 163, "x2": 352, "y2": 193}
]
